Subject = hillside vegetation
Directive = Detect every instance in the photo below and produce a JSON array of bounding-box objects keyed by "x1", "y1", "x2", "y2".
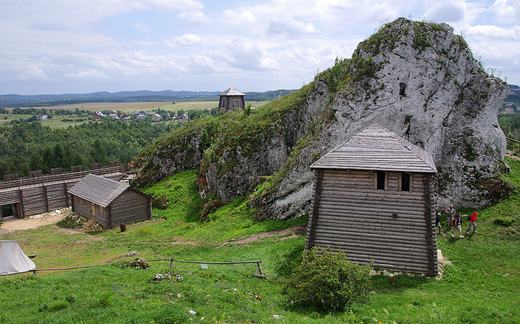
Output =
[
  {"x1": 133, "y1": 18, "x2": 509, "y2": 221},
  {"x1": 1, "y1": 157, "x2": 520, "y2": 323}
]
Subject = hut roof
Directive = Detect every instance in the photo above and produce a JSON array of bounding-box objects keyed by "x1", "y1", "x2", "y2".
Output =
[
  {"x1": 311, "y1": 124, "x2": 437, "y2": 173},
  {"x1": 68, "y1": 174, "x2": 137, "y2": 208},
  {"x1": 219, "y1": 88, "x2": 245, "y2": 96}
]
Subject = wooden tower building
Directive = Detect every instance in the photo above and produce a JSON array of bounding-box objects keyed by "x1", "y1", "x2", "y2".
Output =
[
  {"x1": 218, "y1": 88, "x2": 246, "y2": 112},
  {"x1": 305, "y1": 124, "x2": 438, "y2": 276}
]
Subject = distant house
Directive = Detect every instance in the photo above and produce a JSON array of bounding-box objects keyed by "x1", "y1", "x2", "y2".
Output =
[
  {"x1": 133, "y1": 110, "x2": 140, "y2": 115},
  {"x1": 305, "y1": 124, "x2": 439, "y2": 276},
  {"x1": 68, "y1": 174, "x2": 151, "y2": 228},
  {"x1": 93, "y1": 111, "x2": 104, "y2": 119},
  {"x1": 109, "y1": 113, "x2": 119, "y2": 119},
  {"x1": 121, "y1": 116, "x2": 132, "y2": 122},
  {"x1": 109, "y1": 109, "x2": 117, "y2": 114},
  {"x1": 219, "y1": 88, "x2": 246, "y2": 112},
  {"x1": 151, "y1": 113, "x2": 162, "y2": 121},
  {"x1": 38, "y1": 115, "x2": 48, "y2": 121},
  {"x1": 136, "y1": 114, "x2": 147, "y2": 120}
]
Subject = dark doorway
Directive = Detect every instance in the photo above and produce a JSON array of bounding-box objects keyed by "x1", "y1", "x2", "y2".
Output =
[{"x1": 2, "y1": 204, "x2": 13, "y2": 218}]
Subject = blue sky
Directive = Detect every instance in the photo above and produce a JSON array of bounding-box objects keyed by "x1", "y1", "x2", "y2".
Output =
[{"x1": 0, "y1": 0, "x2": 519, "y2": 95}]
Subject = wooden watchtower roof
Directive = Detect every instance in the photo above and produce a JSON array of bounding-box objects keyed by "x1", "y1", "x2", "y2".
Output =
[
  {"x1": 219, "y1": 88, "x2": 245, "y2": 97},
  {"x1": 311, "y1": 124, "x2": 437, "y2": 173}
]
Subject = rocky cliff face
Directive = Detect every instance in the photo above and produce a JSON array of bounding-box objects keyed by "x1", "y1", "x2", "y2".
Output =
[{"x1": 133, "y1": 18, "x2": 510, "y2": 219}]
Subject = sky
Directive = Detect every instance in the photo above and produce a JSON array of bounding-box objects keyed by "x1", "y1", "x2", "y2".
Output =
[{"x1": 0, "y1": 0, "x2": 519, "y2": 95}]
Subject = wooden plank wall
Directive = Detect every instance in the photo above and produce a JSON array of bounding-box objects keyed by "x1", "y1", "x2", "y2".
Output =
[
  {"x1": 22, "y1": 187, "x2": 47, "y2": 216},
  {"x1": 72, "y1": 196, "x2": 92, "y2": 220},
  {"x1": 110, "y1": 190, "x2": 151, "y2": 228},
  {"x1": 306, "y1": 169, "x2": 438, "y2": 276},
  {"x1": 0, "y1": 170, "x2": 123, "y2": 218},
  {"x1": 0, "y1": 165, "x2": 125, "y2": 190},
  {"x1": 0, "y1": 191, "x2": 20, "y2": 206},
  {"x1": 94, "y1": 204, "x2": 108, "y2": 227}
]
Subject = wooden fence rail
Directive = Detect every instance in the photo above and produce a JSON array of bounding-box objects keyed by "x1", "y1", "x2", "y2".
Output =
[{"x1": 2, "y1": 258, "x2": 265, "y2": 278}]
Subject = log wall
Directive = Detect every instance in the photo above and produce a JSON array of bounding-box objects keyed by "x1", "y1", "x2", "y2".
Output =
[
  {"x1": 306, "y1": 169, "x2": 438, "y2": 276},
  {"x1": 110, "y1": 189, "x2": 151, "y2": 228},
  {"x1": 0, "y1": 165, "x2": 126, "y2": 218}
]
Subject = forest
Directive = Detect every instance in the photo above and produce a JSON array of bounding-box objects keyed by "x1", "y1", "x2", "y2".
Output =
[{"x1": 0, "y1": 119, "x2": 179, "y2": 178}]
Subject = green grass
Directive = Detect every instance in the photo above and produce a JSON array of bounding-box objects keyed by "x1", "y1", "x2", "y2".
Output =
[{"x1": 1, "y1": 160, "x2": 520, "y2": 323}]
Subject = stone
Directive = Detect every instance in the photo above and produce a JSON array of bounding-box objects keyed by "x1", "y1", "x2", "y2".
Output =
[{"x1": 133, "y1": 18, "x2": 509, "y2": 221}]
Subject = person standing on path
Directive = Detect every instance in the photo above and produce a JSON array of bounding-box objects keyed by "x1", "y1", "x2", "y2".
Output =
[
  {"x1": 436, "y1": 212, "x2": 442, "y2": 235},
  {"x1": 451, "y1": 213, "x2": 464, "y2": 238},
  {"x1": 446, "y1": 204, "x2": 456, "y2": 231},
  {"x1": 466, "y1": 211, "x2": 478, "y2": 234}
]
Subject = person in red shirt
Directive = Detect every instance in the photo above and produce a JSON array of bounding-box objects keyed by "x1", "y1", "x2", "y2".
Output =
[{"x1": 466, "y1": 211, "x2": 477, "y2": 234}]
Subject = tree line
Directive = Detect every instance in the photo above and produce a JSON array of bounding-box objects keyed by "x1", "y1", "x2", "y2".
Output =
[{"x1": 0, "y1": 119, "x2": 179, "y2": 178}]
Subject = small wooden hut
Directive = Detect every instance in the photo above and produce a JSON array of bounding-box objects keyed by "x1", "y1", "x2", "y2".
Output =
[
  {"x1": 68, "y1": 174, "x2": 151, "y2": 228},
  {"x1": 305, "y1": 124, "x2": 438, "y2": 276},
  {"x1": 219, "y1": 88, "x2": 246, "y2": 112}
]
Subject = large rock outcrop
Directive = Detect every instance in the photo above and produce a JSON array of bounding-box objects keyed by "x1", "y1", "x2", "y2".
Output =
[{"x1": 134, "y1": 18, "x2": 510, "y2": 220}]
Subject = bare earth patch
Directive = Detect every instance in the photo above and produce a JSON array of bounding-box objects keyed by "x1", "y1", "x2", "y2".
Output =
[
  {"x1": 221, "y1": 224, "x2": 307, "y2": 246},
  {"x1": 505, "y1": 150, "x2": 520, "y2": 161},
  {"x1": 0, "y1": 208, "x2": 70, "y2": 236},
  {"x1": 167, "y1": 237, "x2": 198, "y2": 246}
]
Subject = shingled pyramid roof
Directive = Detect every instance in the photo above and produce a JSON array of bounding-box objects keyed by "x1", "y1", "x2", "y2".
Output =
[
  {"x1": 68, "y1": 174, "x2": 130, "y2": 208},
  {"x1": 311, "y1": 124, "x2": 437, "y2": 173},
  {"x1": 219, "y1": 88, "x2": 245, "y2": 96}
]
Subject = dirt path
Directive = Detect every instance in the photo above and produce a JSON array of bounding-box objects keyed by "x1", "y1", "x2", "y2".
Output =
[
  {"x1": 221, "y1": 224, "x2": 307, "y2": 246},
  {"x1": 505, "y1": 150, "x2": 520, "y2": 161},
  {"x1": 0, "y1": 209, "x2": 69, "y2": 236}
]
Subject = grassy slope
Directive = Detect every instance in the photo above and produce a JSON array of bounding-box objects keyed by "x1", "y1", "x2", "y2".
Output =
[{"x1": 1, "y1": 160, "x2": 520, "y2": 323}]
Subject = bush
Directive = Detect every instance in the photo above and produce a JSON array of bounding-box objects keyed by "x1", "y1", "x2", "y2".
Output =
[
  {"x1": 276, "y1": 245, "x2": 304, "y2": 277},
  {"x1": 283, "y1": 247, "x2": 372, "y2": 313},
  {"x1": 494, "y1": 217, "x2": 516, "y2": 227}
]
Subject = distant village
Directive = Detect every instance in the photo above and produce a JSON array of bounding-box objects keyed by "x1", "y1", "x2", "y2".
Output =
[
  {"x1": 36, "y1": 108, "x2": 192, "y2": 123},
  {"x1": 499, "y1": 84, "x2": 520, "y2": 114}
]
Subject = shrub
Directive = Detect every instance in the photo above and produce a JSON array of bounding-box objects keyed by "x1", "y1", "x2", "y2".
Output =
[
  {"x1": 152, "y1": 193, "x2": 169, "y2": 210},
  {"x1": 494, "y1": 217, "x2": 516, "y2": 227},
  {"x1": 283, "y1": 247, "x2": 372, "y2": 313},
  {"x1": 275, "y1": 244, "x2": 304, "y2": 277}
]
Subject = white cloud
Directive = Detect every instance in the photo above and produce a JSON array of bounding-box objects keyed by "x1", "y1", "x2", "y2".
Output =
[
  {"x1": 266, "y1": 18, "x2": 317, "y2": 38},
  {"x1": 133, "y1": 23, "x2": 151, "y2": 32},
  {"x1": 423, "y1": 1, "x2": 467, "y2": 23},
  {"x1": 1, "y1": 0, "x2": 520, "y2": 93},
  {"x1": 17, "y1": 67, "x2": 52, "y2": 81},
  {"x1": 178, "y1": 10, "x2": 209, "y2": 25},
  {"x1": 64, "y1": 69, "x2": 108, "y2": 79},
  {"x1": 221, "y1": 9, "x2": 255, "y2": 25},
  {"x1": 165, "y1": 34, "x2": 205, "y2": 47},
  {"x1": 492, "y1": 0, "x2": 520, "y2": 23}
]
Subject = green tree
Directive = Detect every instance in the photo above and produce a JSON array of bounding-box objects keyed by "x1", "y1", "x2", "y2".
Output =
[
  {"x1": 42, "y1": 146, "x2": 53, "y2": 174},
  {"x1": 90, "y1": 138, "x2": 107, "y2": 165},
  {"x1": 53, "y1": 143, "x2": 64, "y2": 168},
  {"x1": 29, "y1": 152, "x2": 43, "y2": 172}
]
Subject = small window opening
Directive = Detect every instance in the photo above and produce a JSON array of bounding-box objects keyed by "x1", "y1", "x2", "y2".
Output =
[
  {"x1": 377, "y1": 171, "x2": 386, "y2": 190},
  {"x1": 399, "y1": 83, "x2": 406, "y2": 97},
  {"x1": 401, "y1": 172, "x2": 410, "y2": 191}
]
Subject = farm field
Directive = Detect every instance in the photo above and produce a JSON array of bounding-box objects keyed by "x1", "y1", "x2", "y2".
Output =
[
  {"x1": 0, "y1": 101, "x2": 269, "y2": 129},
  {"x1": 1, "y1": 159, "x2": 519, "y2": 323},
  {"x1": 47, "y1": 101, "x2": 219, "y2": 113}
]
